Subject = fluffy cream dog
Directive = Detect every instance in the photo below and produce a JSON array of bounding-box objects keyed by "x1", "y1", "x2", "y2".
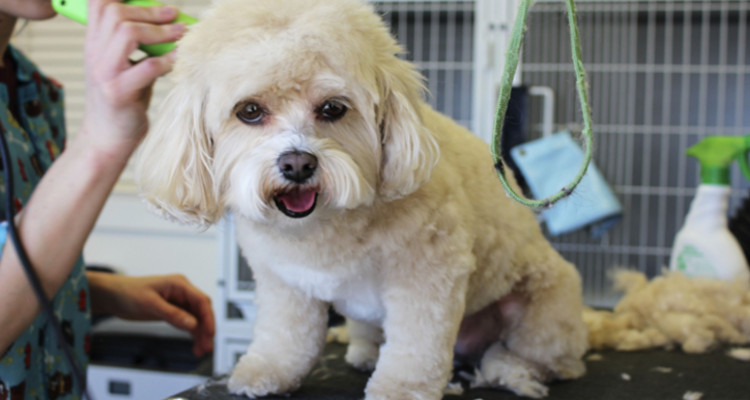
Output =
[{"x1": 135, "y1": 0, "x2": 588, "y2": 398}]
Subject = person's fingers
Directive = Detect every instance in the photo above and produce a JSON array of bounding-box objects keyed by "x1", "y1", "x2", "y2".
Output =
[
  {"x1": 169, "y1": 277, "x2": 215, "y2": 356},
  {"x1": 108, "y1": 51, "x2": 176, "y2": 96},
  {"x1": 179, "y1": 284, "x2": 215, "y2": 354},
  {"x1": 148, "y1": 292, "x2": 199, "y2": 331},
  {"x1": 97, "y1": 22, "x2": 184, "y2": 76},
  {"x1": 86, "y1": 0, "x2": 121, "y2": 27},
  {"x1": 190, "y1": 310, "x2": 214, "y2": 356},
  {"x1": 87, "y1": 2, "x2": 182, "y2": 73},
  {"x1": 170, "y1": 276, "x2": 213, "y2": 325},
  {"x1": 117, "y1": 20, "x2": 186, "y2": 47},
  {"x1": 192, "y1": 333, "x2": 212, "y2": 357},
  {"x1": 88, "y1": 2, "x2": 178, "y2": 55},
  {"x1": 193, "y1": 306, "x2": 215, "y2": 356},
  {"x1": 195, "y1": 289, "x2": 215, "y2": 337},
  {"x1": 93, "y1": 2, "x2": 179, "y2": 31}
]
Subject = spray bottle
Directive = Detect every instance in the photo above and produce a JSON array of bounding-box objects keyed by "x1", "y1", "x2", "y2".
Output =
[{"x1": 669, "y1": 135, "x2": 750, "y2": 282}]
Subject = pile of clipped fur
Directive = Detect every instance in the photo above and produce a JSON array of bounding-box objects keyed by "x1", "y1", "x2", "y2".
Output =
[{"x1": 583, "y1": 270, "x2": 750, "y2": 353}]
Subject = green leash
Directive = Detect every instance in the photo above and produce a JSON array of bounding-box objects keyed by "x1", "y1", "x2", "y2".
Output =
[{"x1": 491, "y1": 0, "x2": 594, "y2": 209}]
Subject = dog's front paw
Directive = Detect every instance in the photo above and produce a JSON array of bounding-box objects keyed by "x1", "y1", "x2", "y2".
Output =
[
  {"x1": 345, "y1": 340, "x2": 379, "y2": 371},
  {"x1": 475, "y1": 344, "x2": 550, "y2": 399},
  {"x1": 227, "y1": 353, "x2": 302, "y2": 398},
  {"x1": 549, "y1": 356, "x2": 586, "y2": 380},
  {"x1": 473, "y1": 365, "x2": 549, "y2": 399}
]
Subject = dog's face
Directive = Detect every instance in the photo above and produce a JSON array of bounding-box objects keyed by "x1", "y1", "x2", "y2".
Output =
[
  {"x1": 209, "y1": 54, "x2": 381, "y2": 223},
  {"x1": 136, "y1": 0, "x2": 439, "y2": 227}
]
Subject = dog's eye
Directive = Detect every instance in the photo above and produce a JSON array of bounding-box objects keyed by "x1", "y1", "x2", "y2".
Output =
[
  {"x1": 237, "y1": 102, "x2": 265, "y2": 125},
  {"x1": 317, "y1": 100, "x2": 348, "y2": 121}
]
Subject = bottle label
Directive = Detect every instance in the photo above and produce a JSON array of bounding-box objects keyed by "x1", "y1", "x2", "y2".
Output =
[{"x1": 676, "y1": 245, "x2": 718, "y2": 278}]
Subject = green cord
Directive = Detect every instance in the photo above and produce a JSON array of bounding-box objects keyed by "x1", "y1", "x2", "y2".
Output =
[{"x1": 491, "y1": 0, "x2": 594, "y2": 209}]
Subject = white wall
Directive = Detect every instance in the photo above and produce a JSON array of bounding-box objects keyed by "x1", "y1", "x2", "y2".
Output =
[{"x1": 83, "y1": 193, "x2": 218, "y2": 300}]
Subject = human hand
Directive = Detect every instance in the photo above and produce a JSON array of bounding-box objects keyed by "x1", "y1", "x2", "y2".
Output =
[
  {"x1": 88, "y1": 272, "x2": 215, "y2": 356},
  {"x1": 80, "y1": 0, "x2": 186, "y2": 158}
]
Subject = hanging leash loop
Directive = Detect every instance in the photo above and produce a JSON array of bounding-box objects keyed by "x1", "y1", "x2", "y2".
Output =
[{"x1": 491, "y1": 0, "x2": 594, "y2": 209}]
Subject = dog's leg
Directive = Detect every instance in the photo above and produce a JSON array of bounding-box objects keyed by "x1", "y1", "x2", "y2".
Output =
[
  {"x1": 474, "y1": 342, "x2": 549, "y2": 398},
  {"x1": 345, "y1": 318, "x2": 383, "y2": 371},
  {"x1": 475, "y1": 258, "x2": 586, "y2": 398},
  {"x1": 364, "y1": 271, "x2": 469, "y2": 400},
  {"x1": 227, "y1": 268, "x2": 328, "y2": 397},
  {"x1": 486, "y1": 256, "x2": 587, "y2": 392}
]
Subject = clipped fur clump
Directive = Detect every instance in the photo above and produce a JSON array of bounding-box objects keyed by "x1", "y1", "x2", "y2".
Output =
[{"x1": 584, "y1": 270, "x2": 750, "y2": 353}]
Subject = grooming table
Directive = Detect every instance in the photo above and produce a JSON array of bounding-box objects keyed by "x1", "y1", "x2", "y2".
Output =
[{"x1": 170, "y1": 342, "x2": 750, "y2": 400}]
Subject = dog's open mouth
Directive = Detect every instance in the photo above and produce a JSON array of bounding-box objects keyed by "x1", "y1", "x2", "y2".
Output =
[{"x1": 273, "y1": 188, "x2": 318, "y2": 218}]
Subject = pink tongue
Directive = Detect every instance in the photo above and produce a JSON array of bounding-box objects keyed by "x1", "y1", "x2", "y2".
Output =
[{"x1": 278, "y1": 189, "x2": 317, "y2": 212}]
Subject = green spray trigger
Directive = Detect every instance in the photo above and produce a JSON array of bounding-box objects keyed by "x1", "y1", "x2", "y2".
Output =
[{"x1": 687, "y1": 135, "x2": 750, "y2": 185}]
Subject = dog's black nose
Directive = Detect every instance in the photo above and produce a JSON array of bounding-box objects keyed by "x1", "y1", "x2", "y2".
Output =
[{"x1": 277, "y1": 151, "x2": 318, "y2": 183}]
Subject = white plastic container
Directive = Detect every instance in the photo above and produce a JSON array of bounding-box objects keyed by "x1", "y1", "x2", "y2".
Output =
[{"x1": 669, "y1": 184, "x2": 750, "y2": 282}]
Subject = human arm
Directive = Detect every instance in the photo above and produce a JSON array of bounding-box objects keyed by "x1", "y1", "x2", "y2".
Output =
[
  {"x1": 0, "y1": 0, "x2": 186, "y2": 351},
  {"x1": 87, "y1": 271, "x2": 215, "y2": 356}
]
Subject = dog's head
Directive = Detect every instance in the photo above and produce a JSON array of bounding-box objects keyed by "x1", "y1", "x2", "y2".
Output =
[{"x1": 135, "y1": 0, "x2": 439, "y2": 227}]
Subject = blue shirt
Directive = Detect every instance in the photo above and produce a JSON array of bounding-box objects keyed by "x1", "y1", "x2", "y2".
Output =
[{"x1": 0, "y1": 45, "x2": 90, "y2": 400}]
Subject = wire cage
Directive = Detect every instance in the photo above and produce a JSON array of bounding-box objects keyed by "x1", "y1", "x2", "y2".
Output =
[
  {"x1": 523, "y1": 0, "x2": 750, "y2": 306},
  {"x1": 376, "y1": 1, "x2": 476, "y2": 129}
]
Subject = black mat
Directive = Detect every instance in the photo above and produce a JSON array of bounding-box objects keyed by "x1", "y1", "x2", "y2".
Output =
[{"x1": 171, "y1": 342, "x2": 750, "y2": 400}]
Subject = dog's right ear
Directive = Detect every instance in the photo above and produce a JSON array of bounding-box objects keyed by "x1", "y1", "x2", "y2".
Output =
[{"x1": 134, "y1": 82, "x2": 221, "y2": 228}]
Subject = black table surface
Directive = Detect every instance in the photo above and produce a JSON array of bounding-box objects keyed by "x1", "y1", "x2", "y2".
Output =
[{"x1": 170, "y1": 342, "x2": 750, "y2": 400}]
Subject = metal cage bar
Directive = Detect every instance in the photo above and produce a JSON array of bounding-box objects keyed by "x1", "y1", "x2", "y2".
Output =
[
  {"x1": 374, "y1": 1, "x2": 476, "y2": 128},
  {"x1": 523, "y1": 0, "x2": 750, "y2": 306}
]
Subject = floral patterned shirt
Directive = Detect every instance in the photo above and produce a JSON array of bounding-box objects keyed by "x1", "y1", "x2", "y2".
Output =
[{"x1": 0, "y1": 45, "x2": 90, "y2": 400}]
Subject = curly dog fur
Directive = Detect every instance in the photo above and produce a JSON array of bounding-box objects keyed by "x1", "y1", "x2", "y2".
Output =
[{"x1": 135, "y1": 1, "x2": 588, "y2": 398}]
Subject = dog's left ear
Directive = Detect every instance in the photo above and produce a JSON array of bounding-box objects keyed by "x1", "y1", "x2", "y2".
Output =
[{"x1": 376, "y1": 56, "x2": 439, "y2": 200}]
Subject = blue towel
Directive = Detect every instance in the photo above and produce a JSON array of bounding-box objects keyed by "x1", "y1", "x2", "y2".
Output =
[{"x1": 510, "y1": 131, "x2": 622, "y2": 238}]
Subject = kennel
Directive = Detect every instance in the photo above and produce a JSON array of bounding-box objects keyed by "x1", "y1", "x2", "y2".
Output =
[
  {"x1": 524, "y1": 0, "x2": 750, "y2": 307},
  {"x1": 11, "y1": 0, "x2": 750, "y2": 376}
]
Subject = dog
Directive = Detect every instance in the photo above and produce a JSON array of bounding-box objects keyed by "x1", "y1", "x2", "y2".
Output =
[{"x1": 135, "y1": 0, "x2": 588, "y2": 398}]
